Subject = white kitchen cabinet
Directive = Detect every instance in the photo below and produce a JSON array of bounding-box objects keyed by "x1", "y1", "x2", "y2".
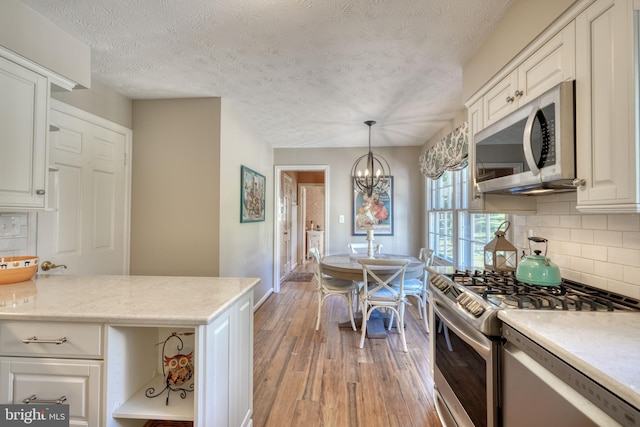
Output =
[
  {"x1": 0, "y1": 321, "x2": 103, "y2": 426},
  {"x1": 307, "y1": 230, "x2": 324, "y2": 257},
  {"x1": 482, "y1": 22, "x2": 576, "y2": 128},
  {"x1": 232, "y1": 291, "x2": 253, "y2": 427},
  {"x1": 465, "y1": 19, "x2": 575, "y2": 213},
  {"x1": 107, "y1": 290, "x2": 254, "y2": 426},
  {"x1": 0, "y1": 54, "x2": 49, "y2": 209},
  {"x1": 467, "y1": 100, "x2": 485, "y2": 212},
  {"x1": 0, "y1": 357, "x2": 102, "y2": 427},
  {"x1": 574, "y1": 0, "x2": 640, "y2": 212}
]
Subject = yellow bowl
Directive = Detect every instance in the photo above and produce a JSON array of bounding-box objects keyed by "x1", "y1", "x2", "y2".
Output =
[{"x1": 0, "y1": 256, "x2": 39, "y2": 285}]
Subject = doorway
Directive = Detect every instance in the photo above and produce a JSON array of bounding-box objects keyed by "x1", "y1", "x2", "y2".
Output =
[
  {"x1": 273, "y1": 165, "x2": 328, "y2": 292},
  {"x1": 299, "y1": 183, "x2": 325, "y2": 262}
]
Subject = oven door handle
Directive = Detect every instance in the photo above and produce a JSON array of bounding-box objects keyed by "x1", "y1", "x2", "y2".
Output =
[{"x1": 433, "y1": 298, "x2": 492, "y2": 358}]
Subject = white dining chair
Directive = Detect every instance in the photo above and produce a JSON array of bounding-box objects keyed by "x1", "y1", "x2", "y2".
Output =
[
  {"x1": 400, "y1": 248, "x2": 434, "y2": 333},
  {"x1": 358, "y1": 258, "x2": 411, "y2": 352},
  {"x1": 309, "y1": 247, "x2": 358, "y2": 331},
  {"x1": 348, "y1": 243, "x2": 383, "y2": 254}
]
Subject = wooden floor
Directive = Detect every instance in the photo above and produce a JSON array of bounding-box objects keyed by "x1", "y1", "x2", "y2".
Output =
[{"x1": 253, "y1": 262, "x2": 443, "y2": 427}]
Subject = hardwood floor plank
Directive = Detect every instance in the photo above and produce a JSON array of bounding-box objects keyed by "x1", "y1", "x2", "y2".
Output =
[
  {"x1": 254, "y1": 263, "x2": 442, "y2": 427},
  {"x1": 264, "y1": 370, "x2": 307, "y2": 426},
  {"x1": 292, "y1": 399, "x2": 321, "y2": 426}
]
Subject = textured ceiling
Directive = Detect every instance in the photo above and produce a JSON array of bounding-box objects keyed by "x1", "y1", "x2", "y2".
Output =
[{"x1": 20, "y1": 0, "x2": 514, "y2": 148}]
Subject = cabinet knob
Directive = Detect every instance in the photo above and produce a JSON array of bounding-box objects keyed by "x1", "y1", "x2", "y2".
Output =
[
  {"x1": 506, "y1": 96, "x2": 515, "y2": 103},
  {"x1": 572, "y1": 178, "x2": 586, "y2": 187},
  {"x1": 514, "y1": 89, "x2": 524, "y2": 98},
  {"x1": 36, "y1": 189, "x2": 45, "y2": 195}
]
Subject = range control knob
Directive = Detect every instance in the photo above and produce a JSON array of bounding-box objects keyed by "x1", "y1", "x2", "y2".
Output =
[
  {"x1": 456, "y1": 293, "x2": 486, "y2": 318},
  {"x1": 468, "y1": 301, "x2": 485, "y2": 317},
  {"x1": 431, "y1": 276, "x2": 451, "y2": 294}
]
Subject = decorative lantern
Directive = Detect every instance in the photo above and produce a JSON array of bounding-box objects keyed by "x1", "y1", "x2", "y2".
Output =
[{"x1": 484, "y1": 221, "x2": 518, "y2": 272}]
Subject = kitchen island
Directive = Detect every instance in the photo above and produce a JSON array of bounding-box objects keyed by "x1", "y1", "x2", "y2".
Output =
[
  {"x1": 499, "y1": 310, "x2": 640, "y2": 424},
  {"x1": 0, "y1": 274, "x2": 260, "y2": 427}
]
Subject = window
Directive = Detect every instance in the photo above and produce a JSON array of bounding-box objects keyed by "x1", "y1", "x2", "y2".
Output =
[{"x1": 428, "y1": 168, "x2": 507, "y2": 268}]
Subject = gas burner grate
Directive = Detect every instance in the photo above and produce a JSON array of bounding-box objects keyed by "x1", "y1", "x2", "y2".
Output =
[{"x1": 447, "y1": 269, "x2": 640, "y2": 311}]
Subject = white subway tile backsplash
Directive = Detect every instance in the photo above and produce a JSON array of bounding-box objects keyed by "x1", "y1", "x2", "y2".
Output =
[
  {"x1": 608, "y1": 214, "x2": 640, "y2": 231},
  {"x1": 581, "y1": 244, "x2": 608, "y2": 261},
  {"x1": 542, "y1": 215, "x2": 561, "y2": 228},
  {"x1": 593, "y1": 230, "x2": 623, "y2": 248},
  {"x1": 559, "y1": 241, "x2": 581, "y2": 255},
  {"x1": 607, "y1": 246, "x2": 640, "y2": 266},
  {"x1": 553, "y1": 253, "x2": 571, "y2": 269},
  {"x1": 512, "y1": 197, "x2": 640, "y2": 296},
  {"x1": 570, "y1": 228, "x2": 594, "y2": 244},
  {"x1": 561, "y1": 268, "x2": 581, "y2": 282},
  {"x1": 582, "y1": 215, "x2": 607, "y2": 230},
  {"x1": 594, "y1": 260, "x2": 624, "y2": 281},
  {"x1": 623, "y1": 232, "x2": 640, "y2": 249},
  {"x1": 580, "y1": 272, "x2": 608, "y2": 289},
  {"x1": 570, "y1": 257, "x2": 594, "y2": 274},
  {"x1": 559, "y1": 215, "x2": 581, "y2": 228},
  {"x1": 547, "y1": 227, "x2": 571, "y2": 242},
  {"x1": 624, "y1": 265, "x2": 640, "y2": 285}
]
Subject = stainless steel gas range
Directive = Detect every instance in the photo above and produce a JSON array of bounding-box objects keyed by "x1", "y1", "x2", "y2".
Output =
[{"x1": 428, "y1": 267, "x2": 640, "y2": 427}]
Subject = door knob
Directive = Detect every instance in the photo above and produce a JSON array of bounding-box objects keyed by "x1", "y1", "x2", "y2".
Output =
[{"x1": 41, "y1": 261, "x2": 67, "y2": 271}]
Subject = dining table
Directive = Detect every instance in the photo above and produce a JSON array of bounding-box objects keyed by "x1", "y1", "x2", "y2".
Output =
[{"x1": 320, "y1": 252, "x2": 425, "y2": 338}]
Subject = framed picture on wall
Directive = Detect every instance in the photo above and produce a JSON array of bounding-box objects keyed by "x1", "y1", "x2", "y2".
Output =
[
  {"x1": 352, "y1": 176, "x2": 393, "y2": 236},
  {"x1": 240, "y1": 165, "x2": 266, "y2": 223}
]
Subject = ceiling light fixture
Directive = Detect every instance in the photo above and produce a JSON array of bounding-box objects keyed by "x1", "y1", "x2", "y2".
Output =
[{"x1": 351, "y1": 120, "x2": 391, "y2": 197}]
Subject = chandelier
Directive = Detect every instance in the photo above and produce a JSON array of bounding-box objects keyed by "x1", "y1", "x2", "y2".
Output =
[{"x1": 351, "y1": 121, "x2": 391, "y2": 197}]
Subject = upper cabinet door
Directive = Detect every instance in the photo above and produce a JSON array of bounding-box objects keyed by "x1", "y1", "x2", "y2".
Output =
[
  {"x1": 0, "y1": 56, "x2": 48, "y2": 209},
  {"x1": 575, "y1": 0, "x2": 640, "y2": 212},
  {"x1": 483, "y1": 70, "x2": 518, "y2": 128},
  {"x1": 518, "y1": 21, "x2": 576, "y2": 103},
  {"x1": 483, "y1": 22, "x2": 576, "y2": 129}
]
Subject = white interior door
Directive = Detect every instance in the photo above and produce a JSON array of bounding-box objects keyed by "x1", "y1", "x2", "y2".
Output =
[
  {"x1": 280, "y1": 175, "x2": 293, "y2": 279},
  {"x1": 36, "y1": 101, "x2": 131, "y2": 275},
  {"x1": 299, "y1": 186, "x2": 307, "y2": 262}
]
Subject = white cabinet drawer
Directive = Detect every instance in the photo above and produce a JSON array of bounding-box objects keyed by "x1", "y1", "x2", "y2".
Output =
[
  {"x1": 0, "y1": 321, "x2": 102, "y2": 358},
  {"x1": 0, "y1": 357, "x2": 101, "y2": 427}
]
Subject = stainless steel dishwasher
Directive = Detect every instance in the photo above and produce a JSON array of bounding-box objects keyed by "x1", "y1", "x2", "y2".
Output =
[{"x1": 502, "y1": 325, "x2": 639, "y2": 427}]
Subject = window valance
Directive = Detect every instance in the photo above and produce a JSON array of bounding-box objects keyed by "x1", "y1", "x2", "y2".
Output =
[{"x1": 419, "y1": 121, "x2": 469, "y2": 179}]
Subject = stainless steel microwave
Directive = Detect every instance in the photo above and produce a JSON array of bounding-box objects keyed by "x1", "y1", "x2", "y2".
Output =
[{"x1": 474, "y1": 81, "x2": 576, "y2": 195}]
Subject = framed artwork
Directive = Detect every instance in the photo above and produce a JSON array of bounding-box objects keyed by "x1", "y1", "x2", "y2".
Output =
[
  {"x1": 352, "y1": 176, "x2": 393, "y2": 236},
  {"x1": 240, "y1": 165, "x2": 266, "y2": 223}
]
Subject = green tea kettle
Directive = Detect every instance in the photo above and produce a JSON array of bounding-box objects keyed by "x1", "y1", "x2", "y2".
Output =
[{"x1": 516, "y1": 237, "x2": 562, "y2": 286}]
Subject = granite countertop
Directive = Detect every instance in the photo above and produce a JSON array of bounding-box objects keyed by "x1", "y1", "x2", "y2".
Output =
[
  {"x1": 498, "y1": 310, "x2": 640, "y2": 410},
  {"x1": 0, "y1": 274, "x2": 260, "y2": 325}
]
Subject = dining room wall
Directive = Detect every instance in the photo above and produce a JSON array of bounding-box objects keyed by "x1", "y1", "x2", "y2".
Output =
[{"x1": 274, "y1": 145, "x2": 424, "y2": 258}]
